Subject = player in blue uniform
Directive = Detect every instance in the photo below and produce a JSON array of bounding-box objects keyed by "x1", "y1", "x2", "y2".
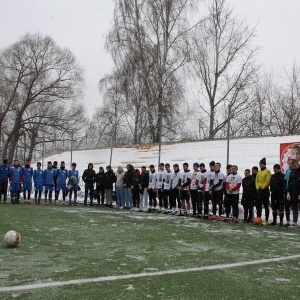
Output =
[
  {"x1": 33, "y1": 162, "x2": 44, "y2": 205},
  {"x1": 0, "y1": 158, "x2": 10, "y2": 203},
  {"x1": 22, "y1": 158, "x2": 33, "y2": 204},
  {"x1": 43, "y1": 161, "x2": 55, "y2": 205},
  {"x1": 9, "y1": 159, "x2": 23, "y2": 204},
  {"x1": 67, "y1": 162, "x2": 79, "y2": 205},
  {"x1": 55, "y1": 161, "x2": 68, "y2": 204}
]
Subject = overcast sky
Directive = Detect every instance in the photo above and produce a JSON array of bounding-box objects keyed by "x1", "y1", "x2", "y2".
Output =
[{"x1": 1, "y1": 0, "x2": 300, "y2": 117}]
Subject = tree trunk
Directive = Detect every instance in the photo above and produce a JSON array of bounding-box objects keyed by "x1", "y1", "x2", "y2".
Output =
[{"x1": 209, "y1": 105, "x2": 215, "y2": 139}]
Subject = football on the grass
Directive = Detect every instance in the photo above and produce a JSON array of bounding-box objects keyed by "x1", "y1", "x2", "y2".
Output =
[
  {"x1": 253, "y1": 217, "x2": 262, "y2": 225},
  {"x1": 4, "y1": 230, "x2": 21, "y2": 247}
]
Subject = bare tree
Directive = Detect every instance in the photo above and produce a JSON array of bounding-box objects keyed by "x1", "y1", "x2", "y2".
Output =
[
  {"x1": 98, "y1": 72, "x2": 128, "y2": 147},
  {"x1": 105, "y1": 0, "x2": 197, "y2": 144},
  {"x1": 88, "y1": 109, "x2": 111, "y2": 148},
  {"x1": 190, "y1": 0, "x2": 259, "y2": 139},
  {"x1": 0, "y1": 33, "x2": 84, "y2": 163},
  {"x1": 120, "y1": 60, "x2": 150, "y2": 144},
  {"x1": 266, "y1": 65, "x2": 300, "y2": 135}
]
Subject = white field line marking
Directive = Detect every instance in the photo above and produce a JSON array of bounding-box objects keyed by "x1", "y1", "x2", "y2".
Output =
[{"x1": 1, "y1": 254, "x2": 300, "y2": 292}]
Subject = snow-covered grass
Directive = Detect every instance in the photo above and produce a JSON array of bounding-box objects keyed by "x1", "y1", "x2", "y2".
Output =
[
  {"x1": 1, "y1": 135, "x2": 300, "y2": 298},
  {"x1": 1, "y1": 204, "x2": 300, "y2": 298}
]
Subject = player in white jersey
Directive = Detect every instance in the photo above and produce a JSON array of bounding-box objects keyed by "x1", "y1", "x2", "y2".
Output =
[
  {"x1": 162, "y1": 163, "x2": 173, "y2": 213},
  {"x1": 209, "y1": 162, "x2": 224, "y2": 217},
  {"x1": 147, "y1": 165, "x2": 157, "y2": 212},
  {"x1": 223, "y1": 164, "x2": 232, "y2": 216},
  {"x1": 198, "y1": 163, "x2": 207, "y2": 217},
  {"x1": 156, "y1": 163, "x2": 166, "y2": 212},
  {"x1": 170, "y1": 164, "x2": 181, "y2": 214},
  {"x1": 225, "y1": 165, "x2": 242, "y2": 221},
  {"x1": 203, "y1": 161, "x2": 215, "y2": 219},
  {"x1": 177, "y1": 162, "x2": 192, "y2": 216},
  {"x1": 190, "y1": 162, "x2": 201, "y2": 217}
]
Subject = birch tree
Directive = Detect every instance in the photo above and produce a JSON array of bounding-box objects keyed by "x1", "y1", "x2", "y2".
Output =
[
  {"x1": 190, "y1": 0, "x2": 259, "y2": 139},
  {"x1": 105, "y1": 0, "x2": 197, "y2": 143}
]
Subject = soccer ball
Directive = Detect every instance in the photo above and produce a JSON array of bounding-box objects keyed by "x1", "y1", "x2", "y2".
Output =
[
  {"x1": 253, "y1": 217, "x2": 262, "y2": 225},
  {"x1": 4, "y1": 230, "x2": 21, "y2": 247}
]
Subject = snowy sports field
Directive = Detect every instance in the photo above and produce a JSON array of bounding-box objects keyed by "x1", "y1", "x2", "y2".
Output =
[
  {"x1": 1, "y1": 204, "x2": 300, "y2": 299},
  {"x1": 1, "y1": 135, "x2": 300, "y2": 298}
]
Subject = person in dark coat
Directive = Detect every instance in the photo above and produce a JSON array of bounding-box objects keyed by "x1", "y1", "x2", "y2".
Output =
[
  {"x1": 123, "y1": 164, "x2": 134, "y2": 209},
  {"x1": 104, "y1": 166, "x2": 116, "y2": 207},
  {"x1": 269, "y1": 164, "x2": 285, "y2": 226},
  {"x1": 287, "y1": 159, "x2": 300, "y2": 226},
  {"x1": 82, "y1": 163, "x2": 96, "y2": 206},
  {"x1": 95, "y1": 167, "x2": 105, "y2": 206},
  {"x1": 241, "y1": 169, "x2": 256, "y2": 222},
  {"x1": 139, "y1": 166, "x2": 149, "y2": 211},
  {"x1": 284, "y1": 158, "x2": 294, "y2": 227},
  {"x1": 132, "y1": 168, "x2": 141, "y2": 209}
]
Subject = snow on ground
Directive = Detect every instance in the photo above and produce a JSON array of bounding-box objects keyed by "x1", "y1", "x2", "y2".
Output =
[{"x1": 39, "y1": 135, "x2": 300, "y2": 175}]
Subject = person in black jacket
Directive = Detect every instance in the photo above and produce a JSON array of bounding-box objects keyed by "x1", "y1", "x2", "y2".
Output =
[
  {"x1": 95, "y1": 167, "x2": 105, "y2": 206},
  {"x1": 287, "y1": 159, "x2": 300, "y2": 226},
  {"x1": 132, "y1": 168, "x2": 141, "y2": 210},
  {"x1": 104, "y1": 166, "x2": 116, "y2": 207},
  {"x1": 124, "y1": 164, "x2": 134, "y2": 209},
  {"x1": 139, "y1": 166, "x2": 149, "y2": 211},
  {"x1": 284, "y1": 158, "x2": 294, "y2": 227},
  {"x1": 82, "y1": 163, "x2": 96, "y2": 206},
  {"x1": 269, "y1": 164, "x2": 285, "y2": 226},
  {"x1": 241, "y1": 169, "x2": 256, "y2": 222}
]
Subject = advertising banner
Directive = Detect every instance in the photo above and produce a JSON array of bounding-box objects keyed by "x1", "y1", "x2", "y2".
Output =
[{"x1": 280, "y1": 142, "x2": 300, "y2": 173}]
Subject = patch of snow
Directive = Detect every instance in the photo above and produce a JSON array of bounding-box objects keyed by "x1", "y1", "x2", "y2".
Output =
[
  {"x1": 48, "y1": 227, "x2": 61, "y2": 231},
  {"x1": 62, "y1": 241, "x2": 74, "y2": 246},
  {"x1": 258, "y1": 267, "x2": 274, "y2": 272},
  {"x1": 125, "y1": 284, "x2": 135, "y2": 290},
  {"x1": 54, "y1": 269, "x2": 71, "y2": 273},
  {"x1": 276, "y1": 278, "x2": 291, "y2": 282},
  {"x1": 125, "y1": 255, "x2": 146, "y2": 261}
]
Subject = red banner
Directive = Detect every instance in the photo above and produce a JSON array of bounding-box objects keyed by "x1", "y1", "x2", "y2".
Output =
[{"x1": 280, "y1": 142, "x2": 300, "y2": 173}]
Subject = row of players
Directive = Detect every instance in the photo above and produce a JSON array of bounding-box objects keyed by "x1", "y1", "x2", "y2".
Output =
[
  {"x1": 0, "y1": 159, "x2": 81, "y2": 205},
  {"x1": 1, "y1": 157, "x2": 300, "y2": 226},
  {"x1": 109, "y1": 158, "x2": 299, "y2": 226}
]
